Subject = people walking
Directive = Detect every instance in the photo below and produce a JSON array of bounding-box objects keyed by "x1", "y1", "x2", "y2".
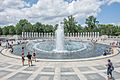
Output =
[
  {"x1": 27, "y1": 52, "x2": 32, "y2": 66},
  {"x1": 106, "y1": 59, "x2": 114, "y2": 79}
]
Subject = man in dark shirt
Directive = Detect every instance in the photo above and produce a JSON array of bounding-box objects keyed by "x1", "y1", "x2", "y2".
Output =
[
  {"x1": 27, "y1": 52, "x2": 32, "y2": 66},
  {"x1": 106, "y1": 59, "x2": 114, "y2": 79}
]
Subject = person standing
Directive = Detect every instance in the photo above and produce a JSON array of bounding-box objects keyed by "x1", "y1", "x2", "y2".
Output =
[
  {"x1": 32, "y1": 52, "x2": 36, "y2": 62},
  {"x1": 106, "y1": 59, "x2": 114, "y2": 79},
  {"x1": 22, "y1": 52, "x2": 25, "y2": 66},
  {"x1": 0, "y1": 41, "x2": 1, "y2": 46},
  {"x1": 27, "y1": 52, "x2": 32, "y2": 66},
  {"x1": 22, "y1": 47, "x2": 24, "y2": 52}
]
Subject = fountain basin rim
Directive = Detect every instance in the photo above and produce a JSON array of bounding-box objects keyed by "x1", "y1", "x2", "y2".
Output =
[{"x1": 1, "y1": 48, "x2": 119, "y2": 62}]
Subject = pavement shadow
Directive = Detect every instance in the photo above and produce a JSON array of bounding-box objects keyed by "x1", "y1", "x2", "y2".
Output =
[{"x1": 107, "y1": 77, "x2": 115, "y2": 80}]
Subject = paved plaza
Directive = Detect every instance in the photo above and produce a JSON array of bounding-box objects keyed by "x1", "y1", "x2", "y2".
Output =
[{"x1": 0, "y1": 40, "x2": 120, "y2": 80}]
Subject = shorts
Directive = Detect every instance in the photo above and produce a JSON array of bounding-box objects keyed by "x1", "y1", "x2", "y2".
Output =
[
  {"x1": 107, "y1": 69, "x2": 112, "y2": 75},
  {"x1": 28, "y1": 59, "x2": 31, "y2": 62}
]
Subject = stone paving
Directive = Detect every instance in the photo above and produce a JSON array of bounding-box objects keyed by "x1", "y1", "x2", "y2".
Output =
[{"x1": 0, "y1": 40, "x2": 120, "y2": 80}]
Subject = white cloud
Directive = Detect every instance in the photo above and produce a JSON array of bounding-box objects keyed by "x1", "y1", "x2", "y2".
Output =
[
  {"x1": 108, "y1": 0, "x2": 120, "y2": 5},
  {"x1": 0, "y1": 0, "x2": 119, "y2": 26}
]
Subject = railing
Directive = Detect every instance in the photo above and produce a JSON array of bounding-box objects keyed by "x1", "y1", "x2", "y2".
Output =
[
  {"x1": 1, "y1": 33, "x2": 120, "y2": 41},
  {"x1": 21, "y1": 32, "x2": 100, "y2": 39}
]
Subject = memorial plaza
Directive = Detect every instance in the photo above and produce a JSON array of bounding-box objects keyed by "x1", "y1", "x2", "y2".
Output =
[
  {"x1": 0, "y1": 0, "x2": 120, "y2": 80},
  {"x1": 0, "y1": 34, "x2": 120, "y2": 80}
]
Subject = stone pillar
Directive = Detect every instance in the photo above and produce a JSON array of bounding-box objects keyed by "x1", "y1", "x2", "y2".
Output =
[
  {"x1": 92, "y1": 32, "x2": 93, "y2": 38},
  {"x1": 27, "y1": 32, "x2": 29, "y2": 38},
  {"x1": 75, "y1": 33, "x2": 77, "y2": 37},
  {"x1": 49, "y1": 33, "x2": 51, "y2": 37},
  {"x1": 36, "y1": 32, "x2": 37, "y2": 38},
  {"x1": 91, "y1": 32, "x2": 92, "y2": 38},
  {"x1": 22, "y1": 32, "x2": 23, "y2": 38},
  {"x1": 83, "y1": 32, "x2": 84, "y2": 37},
  {"x1": 89, "y1": 32, "x2": 91, "y2": 38},
  {"x1": 45, "y1": 33, "x2": 47, "y2": 37},
  {"x1": 33, "y1": 32, "x2": 35, "y2": 38},
  {"x1": 37, "y1": 32, "x2": 38, "y2": 38},
  {"x1": 31, "y1": 32, "x2": 33, "y2": 38},
  {"x1": 97, "y1": 32, "x2": 99, "y2": 38},
  {"x1": 91, "y1": 32, "x2": 93, "y2": 38},
  {"x1": 84, "y1": 32, "x2": 86, "y2": 37},
  {"x1": 66, "y1": 33, "x2": 68, "y2": 37},
  {"x1": 29, "y1": 32, "x2": 31, "y2": 38},
  {"x1": 27, "y1": 32, "x2": 28, "y2": 38},
  {"x1": 88, "y1": 32, "x2": 89, "y2": 37},
  {"x1": 78, "y1": 33, "x2": 79, "y2": 37},
  {"x1": 47, "y1": 33, "x2": 49, "y2": 37},
  {"x1": 93, "y1": 32, "x2": 95, "y2": 38},
  {"x1": 26, "y1": 32, "x2": 28, "y2": 38},
  {"x1": 69, "y1": 33, "x2": 71, "y2": 37},
  {"x1": 85, "y1": 32, "x2": 86, "y2": 37},
  {"x1": 42, "y1": 33, "x2": 43, "y2": 37},
  {"x1": 72, "y1": 33, "x2": 74, "y2": 37},
  {"x1": 48, "y1": 33, "x2": 49, "y2": 37},
  {"x1": 28, "y1": 32, "x2": 30, "y2": 38},
  {"x1": 95, "y1": 32, "x2": 97, "y2": 38},
  {"x1": 44, "y1": 33, "x2": 46, "y2": 37},
  {"x1": 34, "y1": 32, "x2": 35, "y2": 38},
  {"x1": 88, "y1": 32, "x2": 90, "y2": 37},
  {"x1": 87, "y1": 32, "x2": 89, "y2": 37},
  {"x1": 40, "y1": 33, "x2": 42, "y2": 37},
  {"x1": 38, "y1": 33, "x2": 40, "y2": 37},
  {"x1": 35, "y1": 32, "x2": 37, "y2": 38},
  {"x1": 51, "y1": 33, "x2": 53, "y2": 37},
  {"x1": 80, "y1": 33, "x2": 82, "y2": 37},
  {"x1": 86, "y1": 32, "x2": 88, "y2": 37},
  {"x1": 35, "y1": 32, "x2": 36, "y2": 38},
  {"x1": 25, "y1": 32, "x2": 27, "y2": 38}
]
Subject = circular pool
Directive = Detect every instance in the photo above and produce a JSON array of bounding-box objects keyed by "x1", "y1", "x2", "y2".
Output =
[{"x1": 13, "y1": 39, "x2": 110, "y2": 60}]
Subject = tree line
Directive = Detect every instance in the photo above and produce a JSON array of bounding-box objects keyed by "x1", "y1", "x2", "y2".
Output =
[{"x1": 0, "y1": 15, "x2": 120, "y2": 36}]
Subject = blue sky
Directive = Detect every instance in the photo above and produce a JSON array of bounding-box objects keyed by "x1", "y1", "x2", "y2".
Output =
[
  {"x1": 25, "y1": 0, "x2": 38, "y2": 6},
  {"x1": 24, "y1": 0, "x2": 120, "y2": 25},
  {"x1": 97, "y1": 3, "x2": 120, "y2": 24},
  {"x1": 0, "y1": 0, "x2": 120, "y2": 26}
]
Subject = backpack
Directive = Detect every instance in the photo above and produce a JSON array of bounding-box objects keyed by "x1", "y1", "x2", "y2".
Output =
[
  {"x1": 111, "y1": 65, "x2": 114, "y2": 71},
  {"x1": 108, "y1": 62, "x2": 114, "y2": 71}
]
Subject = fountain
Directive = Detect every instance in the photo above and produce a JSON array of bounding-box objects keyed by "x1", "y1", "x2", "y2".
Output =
[
  {"x1": 54, "y1": 22, "x2": 65, "y2": 52},
  {"x1": 13, "y1": 22, "x2": 110, "y2": 60}
]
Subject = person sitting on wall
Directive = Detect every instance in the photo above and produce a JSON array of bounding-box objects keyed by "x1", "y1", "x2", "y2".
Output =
[{"x1": 103, "y1": 50, "x2": 107, "y2": 56}]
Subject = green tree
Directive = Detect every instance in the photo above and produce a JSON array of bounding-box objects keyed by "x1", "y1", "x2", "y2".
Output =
[
  {"x1": 16, "y1": 23, "x2": 22, "y2": 35},
  {"x1": 98, "y1": 24, "x2": 116, "y2": 36},
  {"x1": 8, "y1": 25, "x2": 16, "y2": 35},
  {"x1": 0, "y1": 27, "x2": 2, "y2": 35},
  {"x1": 2, "y1": 27, "x2": 9, "y2": 35},
  {"x1": 44, "y1": 24, "x2": 54, "y2": 33},
  {"x1": 15, "y1": 19, "x2": 33, "y2": 35},
  {"x1": 33, "y1": 22, "x2": 43, "y2": 32},
  {"x1": 63, "y1": 15, "x2": 80, "y2": 33},
  {"x1": 85, "y1": 16, "x2": 99, "y2": 31}
]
